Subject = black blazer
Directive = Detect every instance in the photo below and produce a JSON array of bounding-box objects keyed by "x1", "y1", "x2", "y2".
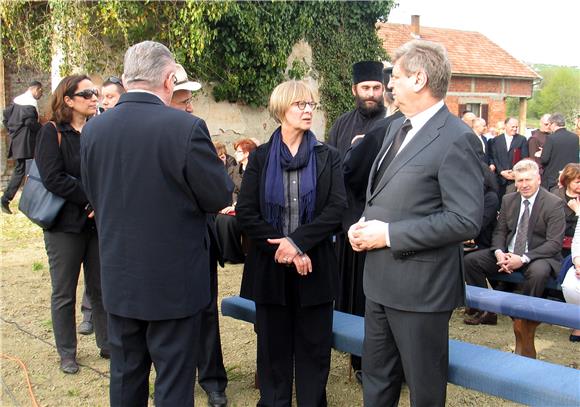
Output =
[
  {"x1": 237, "y1": 139, "x2": 347, "y2": 307},
  {"x1": 35, "y1": 122, "x2": 93, "y2": 233},
  {"x1": 491, "y1": 188, "x2": 565, "y2": 274},
  {"x1": 541, "y1": 128, "x2": 579, "y2": 190},
  {"x1": 489, "y1": 134, "x2": 529, "y2": 184},
  {"x1": 342, "y1": 111, "x2": 404, "y2": 231},
  {"x1": 81, "y1": 92, "x2": 233, "y2": 320}
]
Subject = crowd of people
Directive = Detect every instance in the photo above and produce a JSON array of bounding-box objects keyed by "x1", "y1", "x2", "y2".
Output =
[{"x1": 1, "y1": 37, "x2": 580, "y2": 407}]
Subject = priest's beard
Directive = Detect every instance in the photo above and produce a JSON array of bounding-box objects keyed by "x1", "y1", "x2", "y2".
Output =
[{"x1": 355, "y1": 94, "x2": 385, "y2": 117}]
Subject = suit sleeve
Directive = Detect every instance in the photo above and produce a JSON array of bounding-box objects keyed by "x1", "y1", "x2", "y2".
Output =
[
  {"x1": 525, "y1": 198, "x2": 565, "y2": 262},
  {"x1": 521, "y1": 136, "x2": 529, "y2": 158},
  {"x1": 389, "y1": 131, "x2": 484, "y2": 250},
  {"x1": 491, "y1": 195, "x2": 511, "y2": 251},
  {"x1": 343, "y1": 125, "x2": 383, "y2": 198},
  {"x1": 184, "y1": 119, "x2": 233, "y2": 213},
  {"x1": 540, "y1": 137, "x2": 553, "y2": 165},
  {"x1": 289, "y1": 148, "x2": 347, "y2": 253}
]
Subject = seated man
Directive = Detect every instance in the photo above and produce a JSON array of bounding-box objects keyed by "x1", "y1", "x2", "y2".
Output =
[{"x1": 464, "y1": 159, "x2": 565, "y2": 357}]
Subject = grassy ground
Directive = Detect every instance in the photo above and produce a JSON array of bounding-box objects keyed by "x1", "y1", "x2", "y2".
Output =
[{"x1": 1, "y1": 194, "x2": 578, "y2": 406}]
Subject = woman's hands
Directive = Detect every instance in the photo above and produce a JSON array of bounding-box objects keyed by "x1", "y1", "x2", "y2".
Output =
[{"x1": 268, "y1": 237, "x2": 312, "y2": 275}]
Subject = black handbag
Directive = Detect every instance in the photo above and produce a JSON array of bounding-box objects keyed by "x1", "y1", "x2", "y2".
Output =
[{"x1": 18, "y1": 123, "x2": 65, "y2": 229}]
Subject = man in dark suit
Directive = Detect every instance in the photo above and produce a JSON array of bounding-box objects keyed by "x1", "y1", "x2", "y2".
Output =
[
  {"x1": 80, "y1": 41, "x2": 233, "y2": 406},
  {"x1": 348, "y1": 40, "x2": 483, "y2": 407},
  {"x1": 464, "y1": 159, "x2": 565, "y2": 357},
  {"x1": 541, "y1": 112, "x2": 580, "y2": 190},
  {"x1": 488, "y1": 117, "x2": 529, "y2": 198}
]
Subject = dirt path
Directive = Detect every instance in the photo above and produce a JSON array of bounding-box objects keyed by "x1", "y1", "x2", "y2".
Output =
[{"x1": 1, "y1": 205, "x2": 577, "y2": 406}]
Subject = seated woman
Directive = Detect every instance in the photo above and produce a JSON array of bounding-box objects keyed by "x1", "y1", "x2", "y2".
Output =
[
  {"x1": 214, "y1": 141, "x2": 237, "y2": 173},
  {"x1": 550, "y1": 163, "x2": 580, "y2": 257},
  {"x1": 562, "y1": 197, "x2": 580, "y2": 341},
  {"x1": 215, "y1": 138, "x2": 257, "y2": 263},
  {"x1": 236, "y1": 80, "x2": 346, "y2": 406}
]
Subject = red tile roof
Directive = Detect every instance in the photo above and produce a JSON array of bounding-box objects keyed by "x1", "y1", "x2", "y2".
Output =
[{"x1": 377, "y1": 22, "x2": 541, "y2": 80}]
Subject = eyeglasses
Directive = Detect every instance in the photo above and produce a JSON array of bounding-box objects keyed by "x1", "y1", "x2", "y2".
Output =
[
  {"x1": 291, "y1": 101, "x2": 318, "y2": 110},
  {"x1": 72, "y1": 89, "x2": 99, "y2": 99}
]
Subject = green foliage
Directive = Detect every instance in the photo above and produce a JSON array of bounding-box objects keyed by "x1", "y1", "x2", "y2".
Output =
[
  {"x1": 528, "y1": 66, "x2": 580, "y2": 124},
  {"x1": 1, "y1": 0, "x2": 395, "y2": 132},
  {"x1": 32, "y1": 261, "x2": 44, "y2": 271}
]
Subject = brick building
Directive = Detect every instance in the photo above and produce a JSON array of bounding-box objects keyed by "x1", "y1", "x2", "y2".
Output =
[{"x1": 377, "y1": 16, "x2": 541, "y2": 130}]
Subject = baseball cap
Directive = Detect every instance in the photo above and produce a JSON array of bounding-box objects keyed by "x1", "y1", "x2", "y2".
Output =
[{"x1": 174, "y1": 64, "x2": 201, "y2": 92}]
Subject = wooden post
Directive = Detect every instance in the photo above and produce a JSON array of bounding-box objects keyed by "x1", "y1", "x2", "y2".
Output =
[{"x1": 519, "y1": 97, "x2": 528, "y2": 134}]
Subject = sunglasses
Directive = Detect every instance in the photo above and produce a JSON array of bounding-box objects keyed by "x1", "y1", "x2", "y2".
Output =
[
  {"x1": 106, "y1": 76, "x2": 123, "y2": 86},
  {"x1": 72, "y1": 89, "x2": 99, "y2": 99}
]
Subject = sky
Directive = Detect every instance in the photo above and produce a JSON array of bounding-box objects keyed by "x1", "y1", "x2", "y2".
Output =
[{"x1": 387, "y1": 0, "x2": 579, "y2": 67}]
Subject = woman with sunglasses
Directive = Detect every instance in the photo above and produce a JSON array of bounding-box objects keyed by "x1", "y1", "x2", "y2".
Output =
[
  {"x1": 35, "y1": 75, "x2": 109, "y2": 374},
  {"x1": 236, "y1": 80, "x2": 346, "y2": 405}
]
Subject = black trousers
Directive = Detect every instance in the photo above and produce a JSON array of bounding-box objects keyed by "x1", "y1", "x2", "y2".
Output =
[
  {"x1": 363, "y1": 299, "x2": 452, "y2": 407},
  {"x1": 465, "y1": 249, "x2": 552, "y2": 297},
  {"x1": 108, "y1": 312, "x2": 201, "y2": 407},
  {"x1": 2, "y1": 158, "x2": 27, "y2": 202},
  {"x1": 197, "y1": 242, "x2": 228, "y2": 394},
  {"x1": 43, "y1": 229, "x2": 108, "y2": 358},
  {"x1": 255, "y1": 282, "x2": 333, "y2": 407}
]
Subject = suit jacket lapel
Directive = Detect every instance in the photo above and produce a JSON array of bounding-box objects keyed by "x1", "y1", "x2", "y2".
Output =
[
  {"x1": 367, "y1": 117, "x2": 403, "y2": 194},
  {"x1": 527, "y1": 189, "x2": 543, "y2": 241},
  {"x1": 369, "y1": 106, "x2": 447, "y2": 199}
]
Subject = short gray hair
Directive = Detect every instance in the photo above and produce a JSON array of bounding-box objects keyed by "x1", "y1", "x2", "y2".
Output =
[
  {"x1": 123, "y1": 41, "x2": 175, "y2": 89},
  {"x1": 513, "y1": 159, "x2": 539, "y2": 175},
  {"x1": 549, "y1": 112, "x2": 566, "y2": 127},
  {"x1": 392, "y1": 40, "x2": 451, "y2": 100}
]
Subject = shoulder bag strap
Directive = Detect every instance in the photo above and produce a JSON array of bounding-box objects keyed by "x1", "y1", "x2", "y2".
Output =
[{"x1": 48, "y1": 121, "x2": 62, "y2": 146}]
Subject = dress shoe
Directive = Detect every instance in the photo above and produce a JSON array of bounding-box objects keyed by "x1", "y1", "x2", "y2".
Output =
[
  {"x1": 1, "y1": 199, "x2": 12, "y2": 214},
  {"x1": 207, "y1": 391, "x2": 227, "y2": 407},
  {"x1": 60, "y1": 357, "x2": 79, "y2": 374},
  {"x1": 77, "y1": 320, "x2": 94, "y2": 335},
  {"x1": 99, "y1": 348, "x2": 111, "y2": 359},
  {"x1": 354, "y1": 370, "x2": 363, "y2": 385},
  {"x1": 463, "y1": 311, "x2": 497, "y2": 326},
  {"x1": 570, "y1": 334, "x2": 580, "y2": 342},
  {"x1": 464, "y1": 307, "x2": 478, "y2": 316}
]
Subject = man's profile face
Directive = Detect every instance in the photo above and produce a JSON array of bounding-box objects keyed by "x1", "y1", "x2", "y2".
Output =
[
  {"x1": 462, "y1": 112, "x2": 476, "y2": 128},
  {"x1": 101, "y1": 84, "x2": 122, "y2": 111},
  {"x1": 505, "y1": 119, "x2": 519, "y2": 136},
  {"x1": 170, "y1": 89, "x2": 193, "y2": 113},
  {"x1": 352, "y1": 80, "x2": 384, "y2": 115},
  {"x1": 515, "y1": 169, "x2": 541, "y2": 198},
  {"x1": 31, "y1": 86, "x2": 43, "y2": 100},
  {"x1": 473, "y1": 120, "x2": 486, "y2": 135}
]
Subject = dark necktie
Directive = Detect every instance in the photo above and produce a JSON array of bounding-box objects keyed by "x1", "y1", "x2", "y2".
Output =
[
  {"x1": 371, "y1": 119, "x2": 412, "y2": 193},
  {"x1": 513, "y1": 200, "x2": 530, "y2": 255}
]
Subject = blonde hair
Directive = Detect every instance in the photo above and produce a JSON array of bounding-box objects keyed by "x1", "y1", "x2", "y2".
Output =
[{"x1": 268, "y1": 80, "x2": 315, "y2": 124}]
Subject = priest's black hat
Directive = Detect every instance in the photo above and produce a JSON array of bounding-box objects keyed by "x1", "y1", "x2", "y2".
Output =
[{"x1": 352, "y1": 61, "x2": 384, "y2": 84}]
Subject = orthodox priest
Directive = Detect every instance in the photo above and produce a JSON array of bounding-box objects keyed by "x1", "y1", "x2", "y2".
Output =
[
  {"x1": 328, "y1": 61, "x2": 387, "y2": 159},
  {"x1": 328, "y1": 61, "x2": 388, "y2": 380}
]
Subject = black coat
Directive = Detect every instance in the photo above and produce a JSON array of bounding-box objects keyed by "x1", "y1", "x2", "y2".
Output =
[
  {"x1": 488, "y1": 134, "x2": 529, "y2": 185},
  {"x1": 342, "y1": 111, "x2": 404, "y2": 231},
  {"x1": 541, "y1": 128, "x2": 580, "y2": 190},
  {"x1": 35, "y1": 122, "x2": 93, "y2": 233},
  {"x1": 3, "y1": 103, "x2": 41, "y2": 159},
  {"x1": 81, "y1": 92, "x2": 233, "y2": 320},
  {"x1": 237, "y1": 140, "x2": 347, "y2": 307}
]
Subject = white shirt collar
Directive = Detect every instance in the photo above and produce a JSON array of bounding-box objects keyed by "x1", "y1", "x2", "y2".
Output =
[
  {"x1": 406, "y1": 99, "x2": 444, "y2": 135},
  {"x1": 521, "y1": 188, "x2": 539, "y2": 208},
  {"x1": 13, "y1": 90, "x2": 38, "y2": 110}
]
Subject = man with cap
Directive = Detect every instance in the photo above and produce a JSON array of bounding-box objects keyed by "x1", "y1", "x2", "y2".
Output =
[
  {"x1": 169, "y1": 64, "x2": 228, "y2": 407},
  {"x1": 2, "y1": 80, "x2": 43, "y2": 214},
  {"x1": 328, "y1": 60, "x2": 386, "y2": 160}
]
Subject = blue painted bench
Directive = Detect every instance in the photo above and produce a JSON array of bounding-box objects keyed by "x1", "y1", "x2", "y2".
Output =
[{"x1": 221, "y1": 295, "x2": 580, "y2": 406}]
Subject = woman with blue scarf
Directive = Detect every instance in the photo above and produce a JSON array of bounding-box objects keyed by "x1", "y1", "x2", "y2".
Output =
[{"x1": 237, "y1": 80, "x2": 347, "y2": 406}]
